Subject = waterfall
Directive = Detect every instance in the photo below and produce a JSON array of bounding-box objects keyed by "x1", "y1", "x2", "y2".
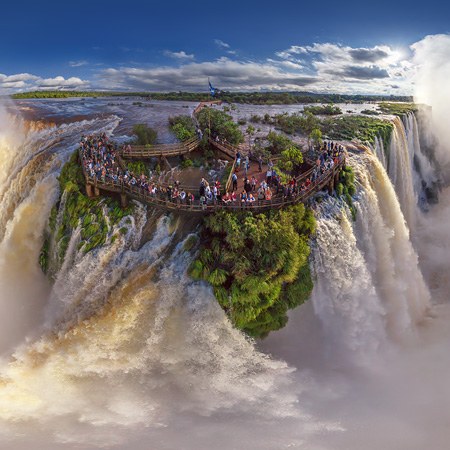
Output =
[
  {"x1": 371, "y1": 135, "x2": 386, "y2": 169},
  {"x1": 0, "y1": 100, "x2": 441, "y2": 449},
  {"x1": 312, "y1": 147, "x2": 430, "y2": 356},
  {"x1": 0, "y1": 109, "x2": 299, "y2": 447},
  {"x1": 388, "y1": 117, "x2": 417, "y2": 232},
  {"x1": 403, "y1": 111, "x2": 437, "y2": 205}
]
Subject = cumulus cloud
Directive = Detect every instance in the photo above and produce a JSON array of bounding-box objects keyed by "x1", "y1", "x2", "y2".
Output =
[
  {"x1": 275, "y1": 42, "x2": 411, "y2": 94},
  {"x1": 0, "y1": 73, "x2": 89, "y2": 93},
  {"x1": 0, "y1": 73, "x2": 38, "y2": 83},
  {"x1": 98, "y1": 59, "x2": 317, "y2": 92},
  {"x1": 37, "y1": 76, "x2": 88, "y2": 89},
  {"x1": 349, "y1": 48, "x2": 389, "y2": 63},
  {"x1": 340, "y1": 65, "x2": 390, "y2": 80},
  {"x1": 163, "y1": 50, "x2": 195, "y2": 60}
]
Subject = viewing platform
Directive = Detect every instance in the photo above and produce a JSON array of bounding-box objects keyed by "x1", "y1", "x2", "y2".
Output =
[{"x1": 80, "y1": 102, "x2": 346, "y2": 214}]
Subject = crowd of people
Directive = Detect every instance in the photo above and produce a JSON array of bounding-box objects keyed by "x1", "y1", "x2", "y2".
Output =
[{"x1": 79, "y1": 134, "x2": 345, "y2": 210}]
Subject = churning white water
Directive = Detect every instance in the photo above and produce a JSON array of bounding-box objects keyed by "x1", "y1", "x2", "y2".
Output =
[{"x1": 0, "y1": 98, "x2": 449, "y2": 450}]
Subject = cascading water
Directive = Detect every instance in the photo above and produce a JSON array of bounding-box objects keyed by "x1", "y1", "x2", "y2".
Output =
[
  {"x1": 311, "y1": 147, "x2": 430, "y2": 360},
  {"x1": 0, "y1": 99, "x2": 445, "y2": 450},
  {"x1": 387, "y1": 117, "x2": 418, "y2": 232},
  {"x1": 0, "y1": 106, "x2": 302, "y2": 449}
]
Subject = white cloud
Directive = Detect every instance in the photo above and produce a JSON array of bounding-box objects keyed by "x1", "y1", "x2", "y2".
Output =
[
  {"x1": 214, "y1": 39, "x2": 230, "y2": 49},
  {"x1": 98, "y1": 59, "x2": 317, "y2": 92},
  {"x1": 0, "y1": 73, "x2": 90, "y2": 93},
  {"x1": 0, "y1": 73, "x2": 38, "y2": 83},
  {"x1": 69, "y1": 60, "x2": 88, "y2": 67},
  {"x1": 37, "y1": 76, "x2": 88, "y2": 89},
  {"x1": 163, "y1": 50, "x2": 195, "y2": 60},
  {"x1": 274, "y1": 42, "x2": 412, "y2": 94}
]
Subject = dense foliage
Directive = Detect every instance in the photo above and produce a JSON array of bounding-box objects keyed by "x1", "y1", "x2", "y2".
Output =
[
  {"x1": 320, "y1": 115, "x2": 394, "y2": 146},
  {"x1": 133, "y1": 124, "x2": 158, "y2": 145},
  {"x1": 11, "y1": 90, "x2": 413, "y2": 104},
  {"x1": 303, "y1": 105, "x2": 342, "y2": 115},
  {"x1": 197, "y1": 107, "x2": 244, "y2": 145},
  {"x1": 126, "y1": 160, "x2": 148, "y2": 175},
  {"x1": 270, "y1": 112, "x2": 320, "y2": 135},
  {"x1": 39, "y1": 151, "x2": 133, "y2": 275},
  {"x1": 266, "y1": 131, "x2": 300, "y2": 155},
  {"x1": 188, "y1": 205, "x2": 316, "y2": 338},
  {"x1": 169, "y1": 115, "x2": 196, "y2": 141}
]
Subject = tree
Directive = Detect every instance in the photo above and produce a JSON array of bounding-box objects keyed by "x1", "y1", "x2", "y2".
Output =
[
  {"x1": 266, "y1": 131, "x2": 299, "y2": 155},
  {"x1": 133, "y1": 124, "x2": 157, "y2": 146},
  {"x1": 197, "y1": 107, "x2": 244, "y2": 145},
  {"x1": 277, "y1": 145, "x2": 304, "y2": 173},
  {"x1": 309, "y1": 128, "x2": 323, "y2": 147}
]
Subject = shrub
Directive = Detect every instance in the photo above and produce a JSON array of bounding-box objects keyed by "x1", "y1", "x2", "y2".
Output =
[
  {"x1": 189, "y1": 205, "x2": 316, "y2": 338},
  {"x1": 133, "y1": 124, "x2": 157, "y2": 145}
]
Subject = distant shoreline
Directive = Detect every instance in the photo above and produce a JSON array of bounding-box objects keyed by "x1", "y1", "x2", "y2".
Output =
[{"x1": 9, "y1": 90, "x2": 413, "y2": 105}]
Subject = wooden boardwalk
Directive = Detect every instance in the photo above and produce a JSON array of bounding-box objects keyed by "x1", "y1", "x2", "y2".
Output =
[{"x1": 82, "y1": 101, "x2": 346, "y2": 213}]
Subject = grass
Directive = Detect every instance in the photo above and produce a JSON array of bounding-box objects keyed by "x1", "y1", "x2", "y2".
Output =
[{"x1": 378, "y1": 102, "x2": 418, "y2": 116}]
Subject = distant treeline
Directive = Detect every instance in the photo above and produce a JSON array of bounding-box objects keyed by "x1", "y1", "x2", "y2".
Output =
[{"x1": 11, "y1": 90, "x2": 413, "y2": 104}]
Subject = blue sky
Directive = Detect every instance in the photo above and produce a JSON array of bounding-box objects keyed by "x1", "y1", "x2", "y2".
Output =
[{"x1": 1, "y1": 0, "x2": 449, "y2": 94}]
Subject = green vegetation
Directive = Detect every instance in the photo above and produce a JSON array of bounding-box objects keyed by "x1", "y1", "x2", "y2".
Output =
[
  {"x1": 180, "y1": 158, "x2": 194, "y2": 169},
  {"x1": 133, "y1": 124, "x2": 157, "y2": 145},
  {"x1": 361, "y1": 109, "x2": 380, "y2": 115},
  {"x1": 336, "y1": 166, "x2": 357, "y2": 220},
  {"x1": 309, "y1": 128, "x2": 323, "y2": 147},
  {"x1": 266, "y1": 131, "x2": 301, "y2": 155},
  {"x1": 11, "y1": 90, "x2": 412, "y2": 104},
  {"x1": 377, "y1": 102, "x2": 418, "y2": 116},
  {"x1": 169, "y1": 115, "x2": 196, "y2": 141},
  {"x1": 39, "y1": 151, "x2": 134, "y2": 274},
  {"x1": 272, "y1": 111, "x2": 319, "y2": 135},
  {"x1": 197, "y1": 107, "x2": 244, "y2": 145},
  {"x1": 188, "y1": 205, "x2": 316, "y2": 338},
  {"x1": 321, "y1": 115, "x2": 394, "y2": 147},
  {"x1": 304, "y1": 104, "x2": 342, "y2": 115},
  {"x1": 276, "y1": 146, "x2": 304, "y2": 175},
  {"x1": 126, "y1": 160, "x2": 147, "y2": 175}
]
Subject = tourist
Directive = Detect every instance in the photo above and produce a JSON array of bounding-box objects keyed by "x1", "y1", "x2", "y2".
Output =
[
  {"x1": 232, "y1": 172, "x2": 238, "y2": 191},
  {"x1": 240, "y1": 190, "x2": 247, "y2": 207},
  {"x1": 266, "y1": 168, "x2": 272, "y2": 185},
  {"x1": 257, "y1": 186, "x2": 265, "y2": 206}
]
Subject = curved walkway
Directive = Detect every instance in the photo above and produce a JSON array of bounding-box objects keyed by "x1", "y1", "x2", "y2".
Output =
[
  {"x1": 82, "y1": 153, "x2": 345, "y2": 214},
  {"x1": 81, "y1": 101, "x2": 346, "y2": 213}
]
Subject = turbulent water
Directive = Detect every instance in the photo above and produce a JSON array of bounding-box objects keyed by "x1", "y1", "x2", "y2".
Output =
[{"x1": 0, "y1": 100, "x2": 449, "y2": 450}]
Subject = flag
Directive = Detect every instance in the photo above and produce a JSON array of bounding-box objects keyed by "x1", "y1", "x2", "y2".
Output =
[{"x1": 208, "y1": 78, "x2": 216, "y2": 97}]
